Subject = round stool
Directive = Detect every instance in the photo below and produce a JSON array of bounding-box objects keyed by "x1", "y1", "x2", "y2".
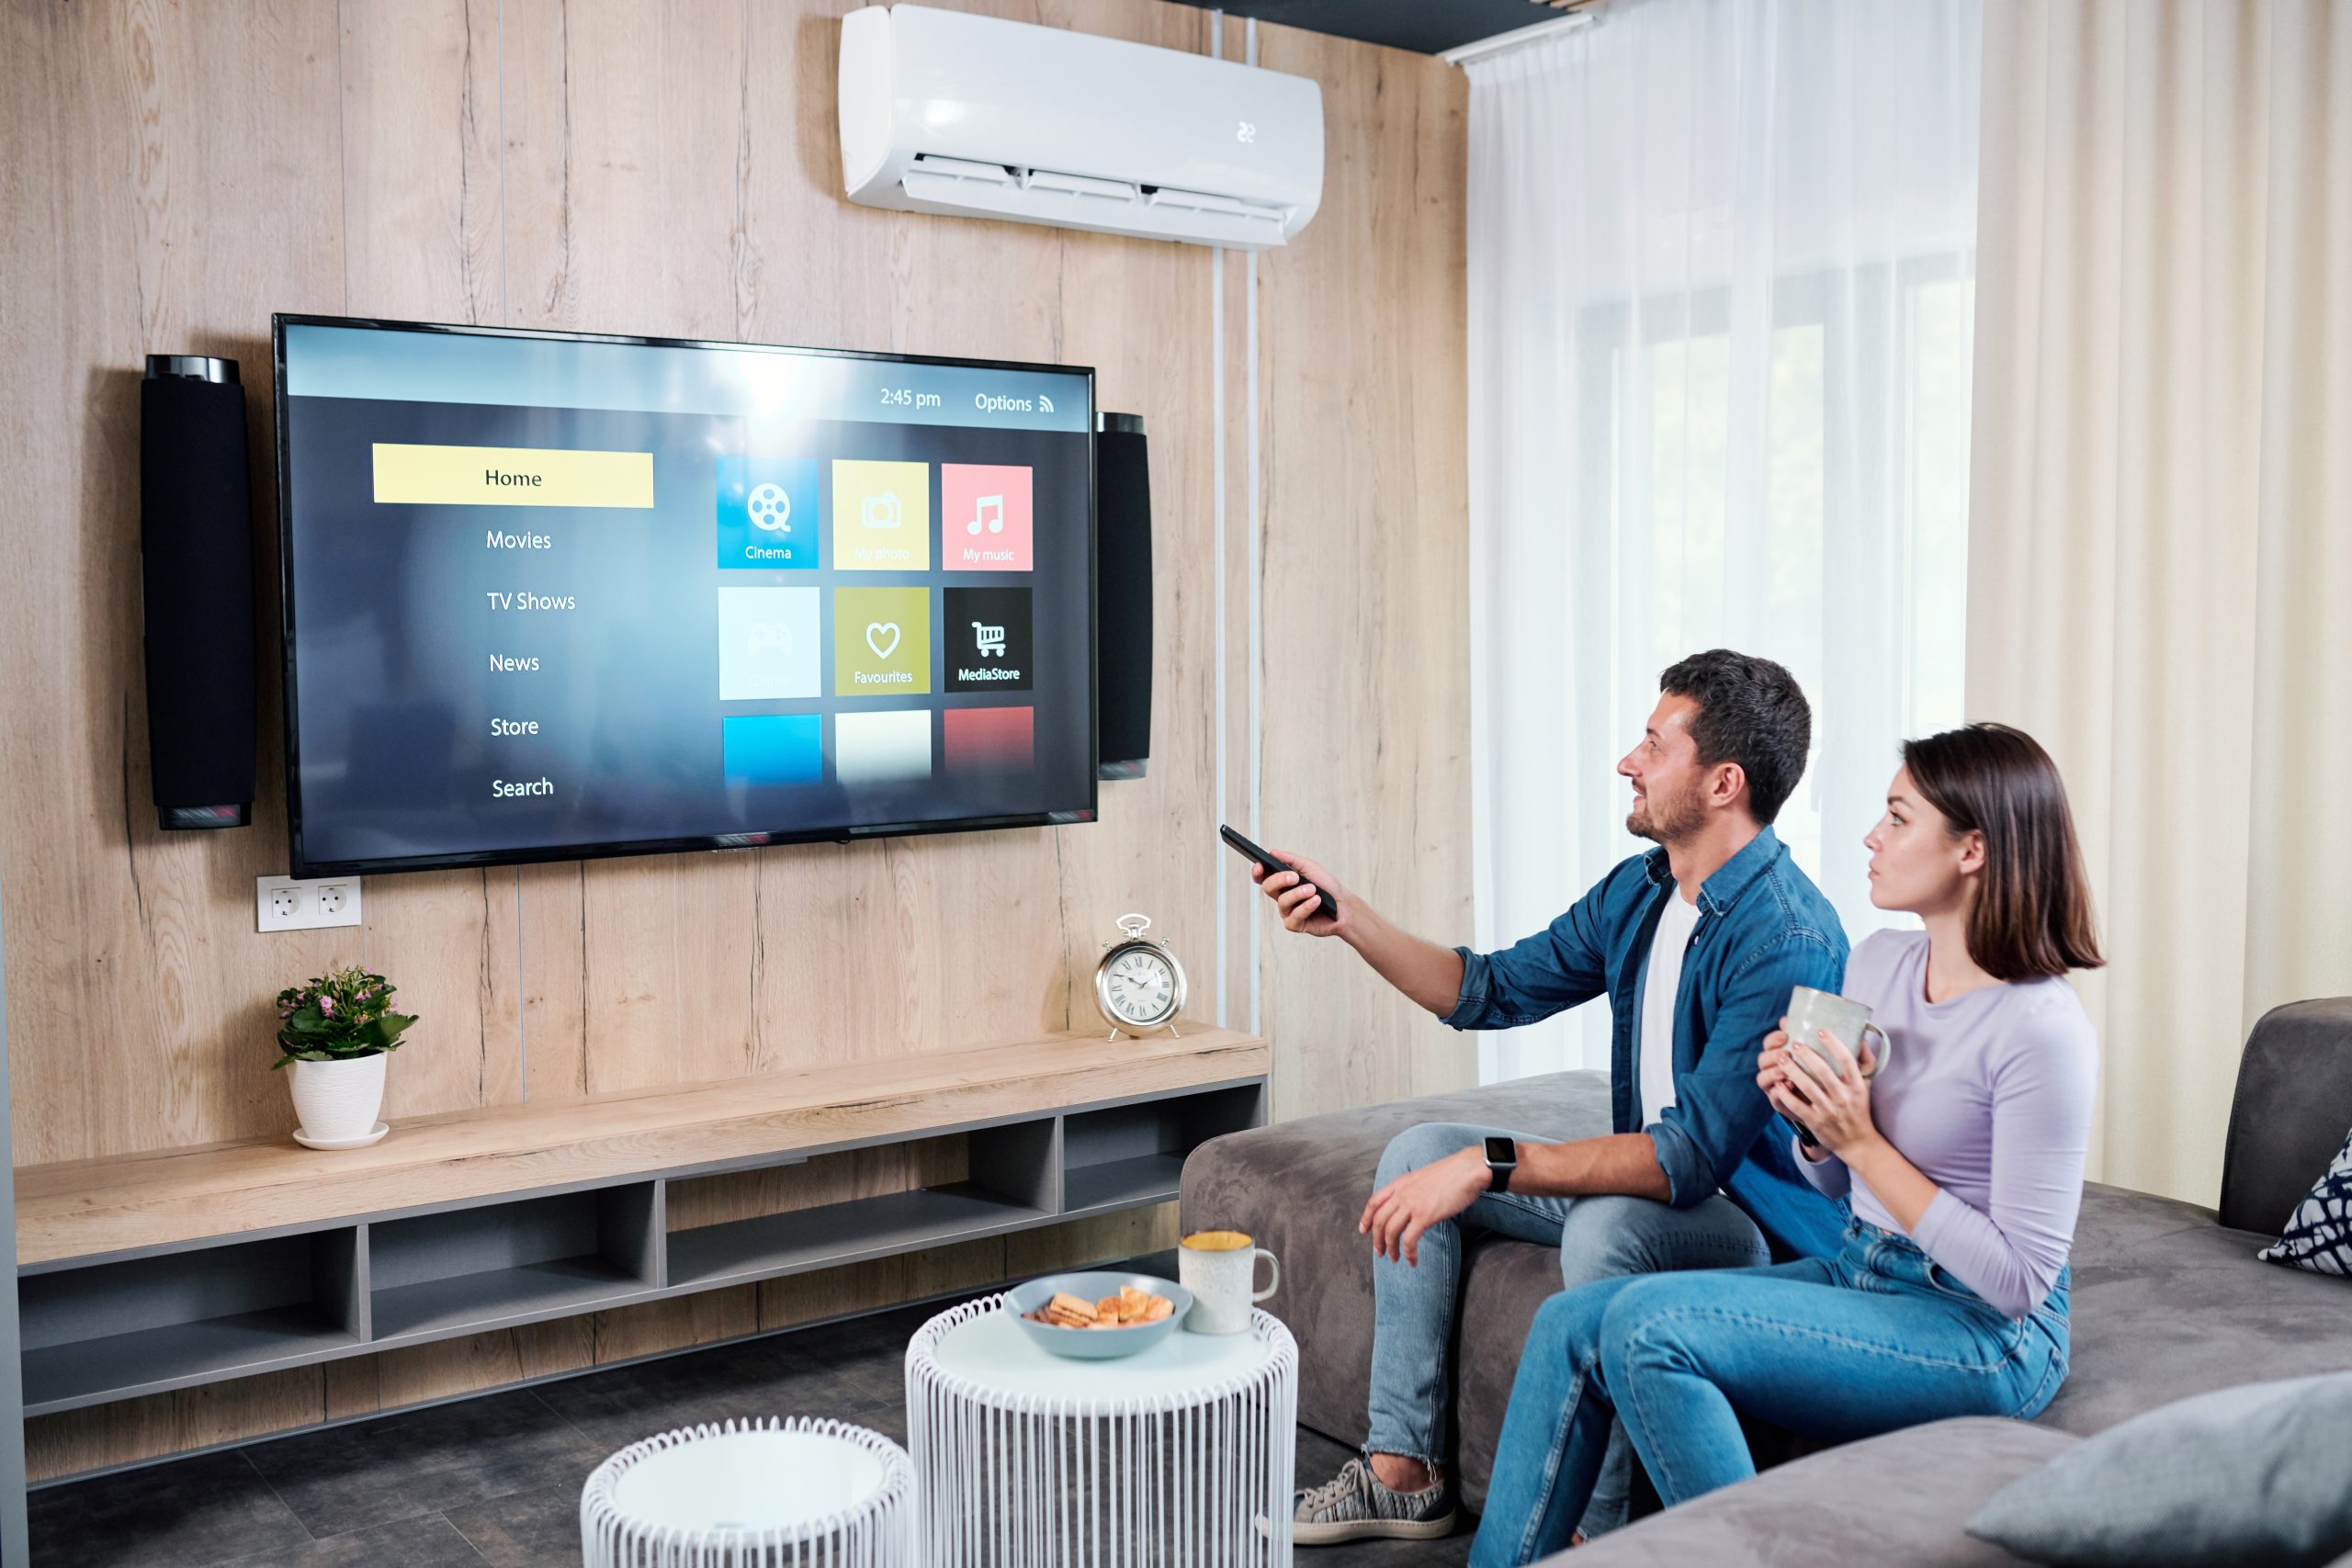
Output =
[{"x1": 580, "y1": 1416, "x2": 914, "y2": 1566}]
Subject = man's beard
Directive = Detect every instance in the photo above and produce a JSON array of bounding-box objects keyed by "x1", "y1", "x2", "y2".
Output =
[{"x1": 1627, "y1": 786, "x2": 1706, "y2": 844}]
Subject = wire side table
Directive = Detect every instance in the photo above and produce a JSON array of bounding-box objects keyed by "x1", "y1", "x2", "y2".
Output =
[
  {"x1": 581, "y1": 1415, "x2": 914, "y2": 1565},
  {"x1": 906, "y1": 1296, "x2": 1299, "y2": 1566}
]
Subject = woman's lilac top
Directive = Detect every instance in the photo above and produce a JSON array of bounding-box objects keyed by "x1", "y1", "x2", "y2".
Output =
[{"x1": 1793, "y1": 929, "x2": 2099, "y2": 1319}]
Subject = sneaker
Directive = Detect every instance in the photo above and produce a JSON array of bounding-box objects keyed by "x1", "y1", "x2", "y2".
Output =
[{"x1": 1285, "y1": 1457, "x2": 1457, "y2": 1544}]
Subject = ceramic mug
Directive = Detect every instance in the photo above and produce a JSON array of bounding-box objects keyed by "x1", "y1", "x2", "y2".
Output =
[
  {"x1": 1779, "y1": 986, "x2": 1892, "y2": 1145},
  {"x1": 1784, "y1": 986, "x2": 1892, "y2": 1080},
  {"x1": 1179, "y1": 1230, "x2": 1279, "y2": 1334}
]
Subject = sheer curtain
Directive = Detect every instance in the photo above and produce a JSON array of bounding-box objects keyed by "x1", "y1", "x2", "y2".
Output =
[{"x1": 1465, "y1": 0, "x2": 1984, "y2": 1082}]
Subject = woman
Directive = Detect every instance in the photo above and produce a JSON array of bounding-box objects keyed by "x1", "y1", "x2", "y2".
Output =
[{"x1": 1469, "y1": 723, "x2": 2103, "y2": 1566}]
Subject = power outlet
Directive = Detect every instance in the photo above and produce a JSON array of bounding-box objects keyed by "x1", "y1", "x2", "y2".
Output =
[{"x1": 256, "y1": 874, "x2": 364, "y2": 933}]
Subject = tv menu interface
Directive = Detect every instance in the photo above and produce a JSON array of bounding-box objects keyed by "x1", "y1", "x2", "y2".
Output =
[{"x1": 277, "y1": 320, "x2": 1095, "y2": 874}]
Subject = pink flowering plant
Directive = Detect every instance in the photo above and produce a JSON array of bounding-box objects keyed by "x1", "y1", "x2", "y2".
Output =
[{"x1": 270, "y1": 965, "x2": 418, "y2": 1069}]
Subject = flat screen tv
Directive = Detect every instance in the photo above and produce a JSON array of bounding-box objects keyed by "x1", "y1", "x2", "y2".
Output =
[{"x1": 274, "y1": 315, "x2": 1097, "y2": 876}]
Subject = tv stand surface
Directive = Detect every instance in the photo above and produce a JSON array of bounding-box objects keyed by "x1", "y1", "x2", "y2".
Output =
[{"x1": 11, "y1": 1023, "x2": 1266, "y2": 1417}]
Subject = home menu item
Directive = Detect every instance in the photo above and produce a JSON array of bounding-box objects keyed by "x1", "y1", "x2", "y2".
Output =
[{"x1": 275, "y1": 316, "x2": 1095, "y2": 874}]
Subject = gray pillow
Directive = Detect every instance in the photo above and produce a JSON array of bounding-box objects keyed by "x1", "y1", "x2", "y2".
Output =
[{"x1": 1965, "y1": 1371, "x2": 2352, "y2": 1567}]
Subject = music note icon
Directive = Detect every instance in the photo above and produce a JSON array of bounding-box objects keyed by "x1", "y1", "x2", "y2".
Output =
[{"x1": 966, "y1": 495, "x2": 1005, "y2": 536}]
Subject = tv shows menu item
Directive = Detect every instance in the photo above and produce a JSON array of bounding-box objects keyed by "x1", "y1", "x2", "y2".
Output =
[{"x1": 275, "y1": 315, "x2": 1095, "y2": 875}]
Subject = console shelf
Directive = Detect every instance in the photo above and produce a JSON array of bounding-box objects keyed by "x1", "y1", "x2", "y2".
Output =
[
  {"x1": 368, "y1": 1183, "x2": 662, "y2": 1344},
  {"x1": 371, "y1": 1261, "x2": 656, "y2": 1344},
  {"x1": 14, "y1": 1026, "x2": 1267, "y2": 1418},
  {"x1": 670, "y1": 1184, "x2": 1050, "y2": 1290},
  {"x1": 1063, "y1": 1082, "x2": 1265, "y2": 1213},
  {"x1": 16, "y1": 1229, "x2": 365, "y2": 1415},
  {"x1": 1064, "y1": 1152, "x2": 1188, "y2": 1213},
  {"x1": 22, "y1": 1310, "x2": 362, "y2": 1416}
]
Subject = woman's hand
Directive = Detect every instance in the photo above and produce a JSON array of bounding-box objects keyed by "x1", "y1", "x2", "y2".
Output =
[
  {"x1": 1359, "y1": 1145, "x2": 1490, "y2": 1267},
  {"x1": 1759, "y1": 1018, "x2": 1882, "y2": 1161}
]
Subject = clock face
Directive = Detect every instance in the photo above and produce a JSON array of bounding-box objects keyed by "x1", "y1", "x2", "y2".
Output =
[{"x1": 1103, "y1": 945, "x2": 1177, "y2": 1024}]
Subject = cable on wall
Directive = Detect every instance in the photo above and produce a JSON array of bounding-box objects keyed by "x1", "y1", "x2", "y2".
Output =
[
  {"x1": 1245, "y1": 16, "x2": 1262, "y2": 1040},
  {"x1": 1209, "y1": 9, "x2": 1230, "y2": 1031}
]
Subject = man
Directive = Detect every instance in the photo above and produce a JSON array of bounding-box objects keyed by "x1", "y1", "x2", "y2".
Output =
[{"x1": 1253, "y1": 649, "x2": 1849, "y2": 1544}]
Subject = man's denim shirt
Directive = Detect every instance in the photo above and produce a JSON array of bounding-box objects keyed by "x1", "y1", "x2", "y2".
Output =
[{"x1": 1444, "y1": 827, "x2": 1849, "y2": 1262}]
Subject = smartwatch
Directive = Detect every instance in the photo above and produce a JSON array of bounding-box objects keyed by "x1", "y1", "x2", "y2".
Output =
[{"x1": 1483, "y1": 1136, "x2": 1519, "y2": 1193}]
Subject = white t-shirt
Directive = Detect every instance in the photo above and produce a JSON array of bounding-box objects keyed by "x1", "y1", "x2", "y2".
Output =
[{"x1": 1640, "y1": 889, "x2": 1702, "y2": 1122}]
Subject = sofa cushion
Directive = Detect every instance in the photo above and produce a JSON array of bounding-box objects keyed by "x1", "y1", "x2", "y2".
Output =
[
  {"x1": 2257, "y1": 1127, "x2": 2352, "y2": 1278},
  {"x1": 1180, "y1": 1069, "x2": 1611, "y2": 1509},
  {"x1": 2044, "y1": 1210, "x2": 2352, "y2": 1435},
  {"x1": 2063, "y1": 1179, "x2": 2215, "y2": 1269},
  {"x1": 1549, "y1": 1416, "x2": 2073, "y2": 1567},
  {"x1": 2220, "y1": 998, "x2": 2352, "y2": 1235},
  {"x1": 1966, "y1": 1371, "x2": 2352, "y2": 1567}
]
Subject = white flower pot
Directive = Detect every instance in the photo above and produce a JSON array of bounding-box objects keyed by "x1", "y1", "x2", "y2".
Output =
[{"x1": 288, "y1": 1053, "x2": 387, "y2": 1143}]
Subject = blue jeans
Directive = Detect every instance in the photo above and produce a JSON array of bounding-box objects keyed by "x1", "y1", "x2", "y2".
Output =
[
  {"x1": 1365, "y1": 1122, "x2": 1770, "y2": 1538},
  {"x1": 1468, "y1": 1219, "x2": 2072, "y2": 1568}
]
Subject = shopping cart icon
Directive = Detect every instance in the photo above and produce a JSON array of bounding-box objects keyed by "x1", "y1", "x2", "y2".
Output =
[{"x1": 972, "y1": 621, "x2": 1006, "y2": 658}]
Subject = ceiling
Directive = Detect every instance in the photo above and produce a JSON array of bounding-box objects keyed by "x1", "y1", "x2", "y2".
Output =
[{"x1": 1160, "y1": 0, "x2": 1581, "y2": 57}]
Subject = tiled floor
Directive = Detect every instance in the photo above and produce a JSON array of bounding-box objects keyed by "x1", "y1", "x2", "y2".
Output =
[{"x1": 28, "y1": 1256, "x2": 1476, "y2": 1567}]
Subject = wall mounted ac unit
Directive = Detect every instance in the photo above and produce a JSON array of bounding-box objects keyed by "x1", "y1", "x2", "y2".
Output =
[{"x1": 840, "y1": 4, "x2": 1324, "y2": 251}]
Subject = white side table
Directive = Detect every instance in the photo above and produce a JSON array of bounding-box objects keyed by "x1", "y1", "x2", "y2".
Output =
[
  {"x1": 906, "y1": 1296, "x2": 1300, "y2": 1565},
  {"x1": 580, "y1": 1416, "x2": 914, "y2": 1565}
]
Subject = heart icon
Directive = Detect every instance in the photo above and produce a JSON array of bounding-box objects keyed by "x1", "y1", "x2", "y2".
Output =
[{"x1": 865, "y1": 622, "x2": 901, "y2": 660}]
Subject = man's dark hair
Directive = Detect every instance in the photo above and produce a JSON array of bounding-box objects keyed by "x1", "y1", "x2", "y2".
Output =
[{"x1": 1657, "y1": 649, "x2": 1813, "y2": 825}]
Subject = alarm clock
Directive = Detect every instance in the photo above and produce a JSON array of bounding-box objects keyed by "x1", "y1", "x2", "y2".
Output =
[{"x1": 1093, "y1": 913, "x2": 1187, "y2": 1040}]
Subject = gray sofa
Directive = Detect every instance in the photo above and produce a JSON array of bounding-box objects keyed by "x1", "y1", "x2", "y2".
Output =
[{"x1": 1180, "y1": 998, "x2": 2352, "y2": 1562}]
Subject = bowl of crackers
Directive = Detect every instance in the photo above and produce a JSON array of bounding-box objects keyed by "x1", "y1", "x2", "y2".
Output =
[{"x1": 1005, "y1": 1270, "x2": 1193, "y2": 1359}]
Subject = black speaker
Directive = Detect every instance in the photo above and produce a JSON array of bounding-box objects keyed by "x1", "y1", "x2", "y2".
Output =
[
  {"x1": 1096, "y1": 412, "x2": 1152, "y2": 779},
  {"x1": 140, "y1": 355, "x2": 256, "y2": 829}
]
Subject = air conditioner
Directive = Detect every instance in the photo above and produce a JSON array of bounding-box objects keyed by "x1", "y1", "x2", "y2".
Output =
[{"x1": 839, "y1": 4, "x2": 1324, "y2": 251}]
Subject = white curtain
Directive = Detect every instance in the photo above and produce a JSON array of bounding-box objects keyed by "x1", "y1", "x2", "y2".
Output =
[
  {"x1": 1967, "y1": 0, "x2": 2352, "y2": 1202},
  {"x1": 1465, "y1": 0, "x2": 1984, "y2": 1083}
]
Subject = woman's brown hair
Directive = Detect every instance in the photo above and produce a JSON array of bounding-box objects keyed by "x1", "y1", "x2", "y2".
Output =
[{"x1": 1899, "y1": 724, "x2": 2104, "y2": 982}]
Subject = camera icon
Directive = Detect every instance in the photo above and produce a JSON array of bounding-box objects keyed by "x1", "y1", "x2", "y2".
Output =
[{"x1": 861, "y1": 491, "x2": 904, "y2": 530}]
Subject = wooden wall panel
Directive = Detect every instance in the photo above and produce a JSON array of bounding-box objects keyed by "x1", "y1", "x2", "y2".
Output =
[
  {"x1": 3, "y1": 0, "x2": 1467, "y2": 1478},
  {"x1": 0, "y1": 0, "x2": 355, "y2": 1168},
  {"x1": 337, "y1": 0, "x2": 521, "y2": 1123},
  {"x1": 1254, "y1": 25, "x2": 1475, "y2": 1117}
]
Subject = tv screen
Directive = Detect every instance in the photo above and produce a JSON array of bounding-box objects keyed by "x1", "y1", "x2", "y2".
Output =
[{"x1": 274, "y1": 316, "x2": 1096, "y2": 876}]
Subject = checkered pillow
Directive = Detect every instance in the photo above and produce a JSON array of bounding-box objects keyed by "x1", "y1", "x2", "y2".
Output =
[{"x1": 2258, "y1": 1128, "x2": 2352, "y2": 1279}]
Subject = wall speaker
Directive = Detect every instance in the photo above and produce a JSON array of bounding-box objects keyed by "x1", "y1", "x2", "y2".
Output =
[
  {"x1": 1096, "y1": 412, "x2": 1152, "y2": 779},
  {"x1": 140, "y1": 355, "x2": 255, "y2": 829}
]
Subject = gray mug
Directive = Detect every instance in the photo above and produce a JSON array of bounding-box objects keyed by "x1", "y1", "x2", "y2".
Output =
[
  {"x1": 1779, "y1": 987, "x2": 1890, "y2": 1147},
  {"x1": 1782, "y1": 986, "x2": 1891, "y2": 1081}
]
